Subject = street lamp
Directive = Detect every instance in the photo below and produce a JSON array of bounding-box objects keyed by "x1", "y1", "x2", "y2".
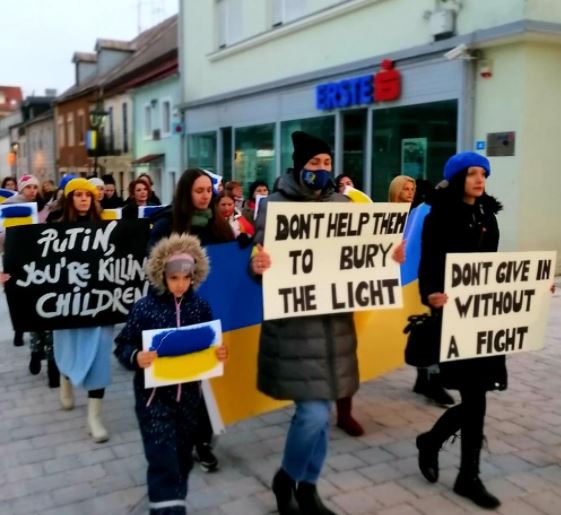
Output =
[{"x1": 89, "y1": 104, "x2": 109, "y2": 176}]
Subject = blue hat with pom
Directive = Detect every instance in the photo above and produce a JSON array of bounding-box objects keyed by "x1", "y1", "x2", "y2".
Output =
[
  {"x1": 443, "y1": 152, "x2": 490, "y2": 182},
  {"x1": 59, "y1": 174, "x2": 78, "y2": 190}
]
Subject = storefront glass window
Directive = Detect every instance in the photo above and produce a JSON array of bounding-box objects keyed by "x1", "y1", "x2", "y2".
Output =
[
  {"x1": 371, "y1": 100, "x2": 457, "y2": 202},
  {"x1": 280, "y1": 116, "x2": 335, "y2": 174},
  {"x1": 188, "y1": 132, "x2": 217, "y2": 172},
  {"x1": 234, "y1": 124, "x2": 275, "y2": 191}
]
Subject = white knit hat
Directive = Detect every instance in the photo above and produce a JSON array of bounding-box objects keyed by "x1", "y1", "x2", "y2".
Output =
[{"x1": 17, "y1": 175, "x2": 39, "y2": 191}]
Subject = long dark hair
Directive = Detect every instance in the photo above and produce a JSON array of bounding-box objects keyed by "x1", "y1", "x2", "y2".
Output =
[
  {"x1": 172, "y1": 168, "x2": 234, "y2": 241},
  {"x1": 61, "y1": 190, "x2": 101, "y2": 223}
]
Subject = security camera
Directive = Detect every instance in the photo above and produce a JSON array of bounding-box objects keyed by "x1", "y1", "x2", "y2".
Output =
[{"x1": 444, "y1": 43, "x2": 471, "y2": 60}]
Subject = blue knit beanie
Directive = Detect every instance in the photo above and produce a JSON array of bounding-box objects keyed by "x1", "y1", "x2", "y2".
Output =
[
  {"x1": 443, "y1": 152, "x2": 490, "y2": 181},
  {"x1": 58, "y1": 174, "x2": 78, "y2": 190}
]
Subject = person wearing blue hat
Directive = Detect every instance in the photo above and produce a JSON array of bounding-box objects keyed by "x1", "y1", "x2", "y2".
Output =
[{"x1": 415, "y1": 151, "x2": 503, "y2": 509}]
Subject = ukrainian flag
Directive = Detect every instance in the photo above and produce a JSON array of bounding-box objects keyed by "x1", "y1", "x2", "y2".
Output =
[
  {"x1": 0, "y1": 189, "x2": 16, "y2": 204},
  {"x1": 0, "y1": 204, "x2": 38, "y2": 229}
]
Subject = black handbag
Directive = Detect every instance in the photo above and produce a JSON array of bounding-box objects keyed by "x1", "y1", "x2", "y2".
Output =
[{"x1": 403, "y1": 312, "x2": 441, "y2": 367}]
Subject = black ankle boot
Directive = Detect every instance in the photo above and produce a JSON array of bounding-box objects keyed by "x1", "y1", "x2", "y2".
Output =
[
  {"x1": 416, "y1": 432, "x2": 440, "y2": 483},
  {"x1": 453, "y1": 474, "x2": 501, "y2": 509},
  {"x1": 413, "y1": 368, "x2": 430, "y2": 394},
  {"x1": 47, "y1": 359, "x2": 60, "y2": 388},
  {"x1": 295, "y1": 482, "x2": 337, "y2": 515},
  {"x1": 272, "y1": 469, "x2": 299, "y2": 515},
  {"x1": 426, "y1": 375, "x2": 455, "y2": 406},
  {"x1": 29, "y1": 352, "x2": 42, "y2": 375},
  {"x1": 13, "y1": 331, "x2": 24, "y2": 347}
]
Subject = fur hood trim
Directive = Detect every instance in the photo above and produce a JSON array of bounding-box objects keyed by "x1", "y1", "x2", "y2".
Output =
[{"x1": 146, "y1": 234, "x2": 210, "y2": 294}]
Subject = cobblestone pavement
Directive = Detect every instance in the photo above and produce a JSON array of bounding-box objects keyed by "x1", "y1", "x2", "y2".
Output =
[{"x1": 1, "y1": 282, "x2": 560, "y2": 515}]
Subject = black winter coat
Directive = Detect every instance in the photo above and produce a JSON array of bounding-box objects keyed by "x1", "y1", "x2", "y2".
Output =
[
  {"x1": 418, "y1": 189, "x2": 507, "y2": 391},
  {"x1": 254, "y1": 171, "x2": 359, "y2": 401}
]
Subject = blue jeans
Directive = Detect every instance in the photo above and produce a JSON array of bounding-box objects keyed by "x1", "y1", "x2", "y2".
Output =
[{"x1": 282, "y1": 400, "x2": 331, "y2": 483}]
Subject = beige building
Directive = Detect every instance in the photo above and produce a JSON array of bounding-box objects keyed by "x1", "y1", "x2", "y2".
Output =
[{"x1": 179, "y1": 0, "x2": 561, "y2": 271}]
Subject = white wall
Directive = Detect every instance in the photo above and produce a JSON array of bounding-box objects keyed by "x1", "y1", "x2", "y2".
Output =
[
  {"x1": 181, "y1": 0, "x2": 542, "y2": 103},
  {"x1": 473, "y1": 40, "x2": 561, "y2": 271}
]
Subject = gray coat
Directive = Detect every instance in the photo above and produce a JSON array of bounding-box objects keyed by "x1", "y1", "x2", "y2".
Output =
[{"x1": 254, "y1": 171, "x2": 359, "y2": 401}]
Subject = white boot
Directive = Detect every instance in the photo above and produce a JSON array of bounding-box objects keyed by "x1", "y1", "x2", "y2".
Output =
[
  {"x1": 59, "y1": 376, "x2": 75, "y2": 410},
  {"x1": 87, "y1": 398, "x2": 109, "y2": 443}
]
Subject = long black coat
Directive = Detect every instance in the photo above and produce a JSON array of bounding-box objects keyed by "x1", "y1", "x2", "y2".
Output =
[{"x1": 418, "y1": 189, "x2": 507, "y2": 391}]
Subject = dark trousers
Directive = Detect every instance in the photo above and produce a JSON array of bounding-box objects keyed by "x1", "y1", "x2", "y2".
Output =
[
  {"x1": 427, "y1": 387, "x2": 487, "y2": 475},
  {"x1": 195, "y1": 398, "x2": 213, "y2": 448},
  {"x1": 135, "y1": 383, "x2": 200, "y2": 514}
]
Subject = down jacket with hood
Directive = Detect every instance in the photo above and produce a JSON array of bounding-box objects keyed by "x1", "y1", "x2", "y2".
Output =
[
  {"x1": 253, "y1": 170, "x2": 359, "y2": 402},
  {"x1": 418, "y1": 185, "x2": 507, "y2": 391},
  {"x1": 114, "y1": 234, "x2": 212, "y2": 392}
]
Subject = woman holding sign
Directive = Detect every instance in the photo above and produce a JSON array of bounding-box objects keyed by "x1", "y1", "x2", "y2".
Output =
[
  {"x1": 252, "y1": 131, "x2": 404, "y2": 515},
  {"x1": 415, "y1": 152, "x2": 503, "y2": 509},
  {"x1": 52, "y1": 178, "x2": 113, "y2": 443}
]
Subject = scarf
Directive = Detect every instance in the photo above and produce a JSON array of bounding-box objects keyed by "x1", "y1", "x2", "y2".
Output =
[{"x1": 191, "y1": 208, "x2": 212, "y2": 228}]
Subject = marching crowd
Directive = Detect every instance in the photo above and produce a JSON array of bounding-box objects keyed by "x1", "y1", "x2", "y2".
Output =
[{"x1": 2, "y1": 130, "x2": 548, "y2": 514}]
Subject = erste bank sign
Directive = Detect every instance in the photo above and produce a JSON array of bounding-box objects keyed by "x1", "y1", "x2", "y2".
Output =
[{"x1": 316, "y1": 59, "x2": 401, "y2": 110}]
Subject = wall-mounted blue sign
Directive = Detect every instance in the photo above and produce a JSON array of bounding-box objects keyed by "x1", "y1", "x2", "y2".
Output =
[{"x1": 316, "y1": 75, "x2": 373, "y2": 110}]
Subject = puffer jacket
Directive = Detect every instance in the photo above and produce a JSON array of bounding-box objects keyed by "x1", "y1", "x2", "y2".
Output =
[
  {"x1": 254, "y1": 170, "x2": 359, "y2": 401},
  {"x1": 418, "y1": 187, "x2": 507, "y2": 391}
]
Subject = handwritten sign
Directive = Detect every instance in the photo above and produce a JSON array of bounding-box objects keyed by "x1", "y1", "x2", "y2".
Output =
[
  {"x1": 441, "y1": 251, "x2": 557, "y2": 362},
  {"x1": 4, "y1": 220, "x2": 150, "y2": 331},
  {"x1": 263, "y1": 202, "x2": 407, "y2": 320}
]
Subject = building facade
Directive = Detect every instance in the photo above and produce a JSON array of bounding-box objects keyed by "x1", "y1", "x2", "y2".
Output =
[
  {"x1": 180, "y1": 0, "x2": 561, "y2": 270},
  {"x1": 132, "y1": 75, "x2": 181, "y2": 205}
]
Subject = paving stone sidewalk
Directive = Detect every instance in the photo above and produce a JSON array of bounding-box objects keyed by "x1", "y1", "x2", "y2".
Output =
[{"x1": 1, "y1": 282, "x2": 560, "y2": 515}]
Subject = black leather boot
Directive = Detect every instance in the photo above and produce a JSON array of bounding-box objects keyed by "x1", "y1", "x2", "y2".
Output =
[
  {"x1": 13, "y1": 330, "x2": 24, "y2": 347},
  {"x1": 272, "y1": 469, "x2": 300, "y2": 515},
  {"x1": 47, "y1": 359, "x2": 60, "y2": 388},
  {"x1": 453, "y1": 474, "x2": 500, "y2": 509},
  {"x1": 295, "y1": 482, "x2": 337, "y2": 515},
  {"x1": 416, "y1": 432, "x2": 440, "y2": 483},
  {"x1": 413, "y1": 368, "x2": 430, "y2": 394},
  {"x1": 454, "y1": 433, "x2": 500, "y2": 509},
  {"x1": 29, "y1": 352, "x2": 42, "y2": 375},
  {"x1": 426, "y1": 374, "x2": 455, "y2": 406}
]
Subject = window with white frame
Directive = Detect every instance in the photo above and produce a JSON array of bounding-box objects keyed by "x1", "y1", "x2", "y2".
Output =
[
  {"x1": 77, "y1": 109, "x2": 85, "y2": 145},
  {"x1": 57, "y1": 115, "x2": 65, "y2": 148},
  {"x1": 122, "y1": 102, "x2": 129, "y2": 153},
  {"x1": 216, "y1": 0, "x2": 242, "y2": 48},
  {"x1": 67, "y1": 113, "x2": 75, "y2": 147},
  {"x1": 272, "y1": 0, "x2": 307, "y2": 26},
  {"x1": 162, "y1": 99, "x2": 171, "y2": 136},
  {"x1": 144, "y1": 105, "x2": 152, "y2": 138}
]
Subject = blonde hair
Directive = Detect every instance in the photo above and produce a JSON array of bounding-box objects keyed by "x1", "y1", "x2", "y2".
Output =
[{"x1": 388, "y1": 175, "x2": 416, "y2": 203}]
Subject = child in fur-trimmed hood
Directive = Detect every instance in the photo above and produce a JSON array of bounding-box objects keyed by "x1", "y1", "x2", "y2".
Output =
[{"x1": 115, "y1": 233, "x2": 227, "y2": 515}]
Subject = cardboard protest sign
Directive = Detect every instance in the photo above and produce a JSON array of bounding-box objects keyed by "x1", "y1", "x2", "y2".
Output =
[
  {"x1": 441, "y1": 251, "x2": 557, "y2": 362},
  {"x1": 3, "y1": 219, "x2": 150, "y2": 331},
  {"x1": 142, "y1": 319, "x2": 223, "y2": 388},
  {"x1": 263, "y1": 202, "x2": 408, "y2": 320},
  {"x1": 0, "y1": 202, "x2": 38, "y2": 231}
]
